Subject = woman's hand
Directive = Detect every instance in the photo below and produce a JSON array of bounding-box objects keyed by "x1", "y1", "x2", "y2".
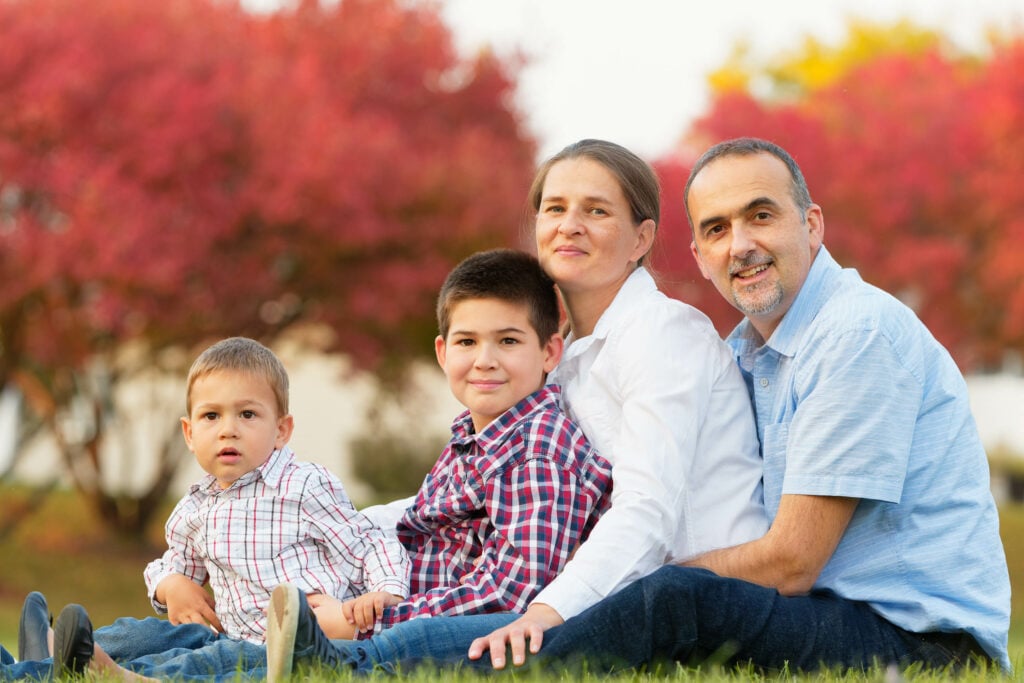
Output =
[{"x1": 467, "y1": 603, "x2": 564, "y2": 669}]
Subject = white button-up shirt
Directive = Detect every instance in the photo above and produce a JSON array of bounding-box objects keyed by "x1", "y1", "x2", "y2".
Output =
[{"x1": 535, "y1": 267, "x2": 768, "y2": 620}]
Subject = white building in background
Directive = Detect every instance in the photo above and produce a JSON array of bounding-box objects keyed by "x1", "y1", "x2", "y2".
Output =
[
  {"x1": 4, "y1": 348, "x2": 1023, "y2": 505},
  {"x1": 6, "y1": 347, "x2": 462, "y2": 507}
]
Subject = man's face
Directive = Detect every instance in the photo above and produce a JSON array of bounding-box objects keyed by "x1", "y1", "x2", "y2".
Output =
[{"x1": 688, "y1": 152, "x2": 823, "y2": 340}]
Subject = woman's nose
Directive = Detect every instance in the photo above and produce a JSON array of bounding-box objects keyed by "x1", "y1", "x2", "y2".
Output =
[{"x1": 557, "y1": 207, "x2": 586, "y2": 235}]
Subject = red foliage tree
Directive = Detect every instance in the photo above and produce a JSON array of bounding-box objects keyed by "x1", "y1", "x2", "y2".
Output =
[
  {"x1": 0, "y1": 0, "x2": 535, "y2": 535},
  {"x1": 655, "y1": 38, "x2": 1024, "y2": 371}
]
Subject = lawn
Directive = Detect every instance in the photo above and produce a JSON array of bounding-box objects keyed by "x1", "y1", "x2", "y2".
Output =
[{"x1": 0, "y1": 486, "x2": 1021, "y2": 680}]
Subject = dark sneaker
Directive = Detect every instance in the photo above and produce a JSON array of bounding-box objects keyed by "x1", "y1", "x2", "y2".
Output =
[
  {"x1": 52, "y1": 604, "x2": 93, "y2": 677},
  {"x1": 266, "y1": 584, "x2": 345, "y2": 682},
  {"x1": 18, "y1": 592, "x2": 52, "y2": 662}
]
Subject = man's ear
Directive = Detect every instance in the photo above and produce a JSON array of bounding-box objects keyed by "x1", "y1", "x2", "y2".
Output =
[
  {"x1": 542, "y1": 333, "x2": 564, "y2": 373},
  {"x1": 690, "y1": 240, "x2": 711, "y2": 280},
  {"x1": 434, "y1": 335, "x2": 447, "y2": 371}
]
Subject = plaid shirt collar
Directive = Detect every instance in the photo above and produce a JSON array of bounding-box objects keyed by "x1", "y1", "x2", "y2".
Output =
[
  {"x1": 190, "y1": 445, "x2": 295, "y2": 495},
  {"x1": 448, "y1": 384, "x2": 562, "y2": 452}
]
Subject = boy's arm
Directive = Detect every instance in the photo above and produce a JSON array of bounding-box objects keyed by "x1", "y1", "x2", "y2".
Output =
[
  {"x1": 380, "y1": 454, "x2": 601, "y2": 627},
  {"x1": 302, "y1": 471, "x2": 410, "y2": 598},
  {"x1": 144, "y1": 496, "x2": 222, "y2": 630}
]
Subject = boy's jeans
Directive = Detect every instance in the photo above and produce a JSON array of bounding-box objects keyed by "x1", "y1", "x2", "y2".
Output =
[{"x1": 98, "y1": 617, "x2": 267, "y2": 680}]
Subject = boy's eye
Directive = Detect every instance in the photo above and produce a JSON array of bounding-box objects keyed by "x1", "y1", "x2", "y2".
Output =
[
  {"x1": 454, "y1": 338, "x2": 475, "y2": 347},
  {"x1": 241, "y1": 410, "x2": 257, "y2": 419},
  {"x1": 201, "y1": 412, "x2": 218, "y2": 421},
  {"x1": 500, "y1": 337, "x2": 520, "y2": 345}
]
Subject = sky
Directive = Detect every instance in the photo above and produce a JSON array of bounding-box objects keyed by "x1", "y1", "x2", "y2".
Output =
[{"x1": 432, "y1": 0, "x2": 1023, "y2": 160}]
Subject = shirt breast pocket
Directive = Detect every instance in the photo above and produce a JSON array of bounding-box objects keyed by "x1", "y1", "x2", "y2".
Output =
[{"x1": 761, "y1": 422, "x2": 789, "y2": 517}]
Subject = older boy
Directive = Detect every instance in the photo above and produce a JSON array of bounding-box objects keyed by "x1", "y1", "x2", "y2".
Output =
[{"x1": 264, "y1": 248, "x2": 613, "y2": 678}]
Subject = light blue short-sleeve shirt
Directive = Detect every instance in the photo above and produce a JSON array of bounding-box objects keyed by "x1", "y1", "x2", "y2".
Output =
[{"x1": 728, "y1": 247, "x2": 1011, "y2": 671}]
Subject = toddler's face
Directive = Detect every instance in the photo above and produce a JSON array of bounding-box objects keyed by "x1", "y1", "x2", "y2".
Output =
[{"x1": 182, "y1": 369, "x2": 292, "y2": 488}]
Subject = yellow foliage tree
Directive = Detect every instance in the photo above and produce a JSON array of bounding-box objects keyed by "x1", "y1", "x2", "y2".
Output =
[{"x1": 708, "y1": 19, "x2": 947, "y2": 98}]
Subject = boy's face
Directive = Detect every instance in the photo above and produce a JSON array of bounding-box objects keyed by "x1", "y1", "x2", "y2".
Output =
[
  {"x1": 436, "y1": 297, "x2": 562, "y2": 433},
  {"x1": 181, "y1": 369, "x2": 293, "y2": 489}
]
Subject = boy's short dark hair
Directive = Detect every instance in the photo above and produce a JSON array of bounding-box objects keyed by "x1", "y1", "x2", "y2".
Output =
[
  {"x1": 436, "y1": 249, "x2": 560, "y2": 344},
  {"x1": 186, "y1": 337, "x2": 289, "y2": 417}
]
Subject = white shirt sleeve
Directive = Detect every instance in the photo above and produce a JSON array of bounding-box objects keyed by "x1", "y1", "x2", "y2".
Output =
[{"x1": 534, "y1": 294, "x2": 764, "y2": 619}]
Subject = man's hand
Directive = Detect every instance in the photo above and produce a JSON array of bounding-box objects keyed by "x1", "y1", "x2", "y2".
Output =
[
  {"x1": 156, "y1": 574, "x2": 223, "y2": 633},
  {"x1": 342, "y1": 591, "x2": 403, "y2": 633},
  {"x1": 467, "y1": 603, "x2": 564, "y2": 669}
]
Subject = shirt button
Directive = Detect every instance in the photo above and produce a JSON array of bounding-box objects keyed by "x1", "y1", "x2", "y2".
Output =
[{"x1": 759, "y1": 378, "x2": 770, "y2": 388}]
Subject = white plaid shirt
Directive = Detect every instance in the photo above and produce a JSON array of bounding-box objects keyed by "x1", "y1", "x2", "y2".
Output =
[{"x1": 144, "y1": 447, "x2": 409, "y2": 642}]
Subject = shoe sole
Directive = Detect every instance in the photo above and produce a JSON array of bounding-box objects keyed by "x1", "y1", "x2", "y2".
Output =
[
  {"x1": 266, "y1": 584, "x2": 299, "y2": 682},
  {"x1": 18, "y1": 592, "x2": 50, "y2": 662},
  {"x1": 53, "y1": 604, "x2": 93, "y2": 678}
]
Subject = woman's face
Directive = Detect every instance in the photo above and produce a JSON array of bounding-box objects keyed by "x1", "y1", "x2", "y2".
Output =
[{"x1": 535, "y1": 157, "x2": 654, "y2": 297}]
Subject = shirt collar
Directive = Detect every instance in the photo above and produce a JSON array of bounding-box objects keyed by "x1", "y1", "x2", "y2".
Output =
[
  {"x1": 191, "y1": 445, "x2": 294, "y2": 494},
  {"x1": 563, "y1": 266, "x2": 655, "y2": 357},
  {"x1": 450, "y1": 384, "x2": 561, "y2": 450},
  {"x1": 728, "y1": 246, "x2": 840, "y2": 359}
]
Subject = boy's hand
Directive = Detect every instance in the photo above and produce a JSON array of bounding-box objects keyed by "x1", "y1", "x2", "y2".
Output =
[
  {"x1": 306, "y1": 593, "x2": 356, "y2": 640},
  {"x1": 157, "y1": 574, "x2": 224, "y2": 633},
  {"x1": 341, "y1": 592, "x2": 403, "y2": 633}
]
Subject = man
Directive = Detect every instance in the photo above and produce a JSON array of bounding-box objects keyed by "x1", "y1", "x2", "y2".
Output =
[{"x1": 505, "y1": 137, "x2": 1010, "y2": 673}]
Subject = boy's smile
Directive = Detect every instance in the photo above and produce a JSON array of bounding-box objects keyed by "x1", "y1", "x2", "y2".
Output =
[
  {"x1": 182, "y1": 369, "x2": 293, "y2": 489},
  {"x1": 435, "y1": 297, "x2": 562, "y2": 433}
]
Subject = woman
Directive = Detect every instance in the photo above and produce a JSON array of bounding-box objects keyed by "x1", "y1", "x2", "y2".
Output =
[{"x1": 267, "y1": 139, "x2": 768, "y2": 676}]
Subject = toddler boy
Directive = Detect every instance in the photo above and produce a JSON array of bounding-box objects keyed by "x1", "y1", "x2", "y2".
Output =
[{"x1": 26, "y1": 337, "x2": 409, "y2": 678}]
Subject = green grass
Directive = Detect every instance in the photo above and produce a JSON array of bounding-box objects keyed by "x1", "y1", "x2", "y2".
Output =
[{"x1": 1, "y1": 486, "x2": 1021, "y2": 680}]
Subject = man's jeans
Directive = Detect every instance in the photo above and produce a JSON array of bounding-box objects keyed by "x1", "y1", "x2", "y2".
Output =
[{"x1": 536, "y1": 565, "x2": 990, "y2": 673}]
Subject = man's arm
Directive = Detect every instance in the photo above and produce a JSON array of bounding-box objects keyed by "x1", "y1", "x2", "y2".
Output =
[{"x1": 684, "y1": 493, "x2": 858, "y2": 595}]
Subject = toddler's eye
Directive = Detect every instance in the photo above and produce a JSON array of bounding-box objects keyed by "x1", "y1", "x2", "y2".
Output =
[{"x1": 241, "y1": 410, "x2": 257, "y2": 419}]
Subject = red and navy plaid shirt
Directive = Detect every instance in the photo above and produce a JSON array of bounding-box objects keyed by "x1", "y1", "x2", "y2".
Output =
[{"x1": 378, "y1": 384, "x2": 611, "y2": 629}]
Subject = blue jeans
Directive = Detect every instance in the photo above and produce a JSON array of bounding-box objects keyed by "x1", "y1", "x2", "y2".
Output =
[
  {"x1": 96, "y1": 617, "x2": 267, "y2": 681},
  {"x1": 323, "y1": 613, "x2": 517, "y2": 673},
  {"x1": 0, "y1": 645, "x2": 49, "y2": 681},
  {"x1": 534, "y1": 565, "x2": 988, "y2": 673}
]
